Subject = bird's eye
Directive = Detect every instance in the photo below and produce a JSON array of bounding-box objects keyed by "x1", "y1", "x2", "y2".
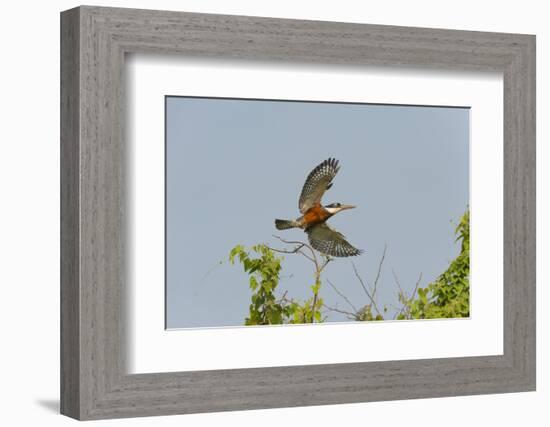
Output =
[{"x1": 336, "y1": 203, "x2": 341, "y2": 207}]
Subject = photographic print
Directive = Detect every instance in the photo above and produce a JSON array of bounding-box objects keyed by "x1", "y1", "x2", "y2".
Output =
[{"x1": 165, "y1": 96, "x2": 469, "y2": 329}]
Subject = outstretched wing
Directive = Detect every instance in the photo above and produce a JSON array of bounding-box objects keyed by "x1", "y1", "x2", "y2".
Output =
[
  {"x1": 298, "y1": 158, "x2": 340, "y2": 214},
  {"x1": 306, "y1": 223, "x2": 363, "y2": 257}
]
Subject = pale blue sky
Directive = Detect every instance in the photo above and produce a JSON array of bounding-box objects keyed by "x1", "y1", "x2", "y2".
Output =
[{"x1": 166, "y1": 96, "x2": 469, "y2": 328}]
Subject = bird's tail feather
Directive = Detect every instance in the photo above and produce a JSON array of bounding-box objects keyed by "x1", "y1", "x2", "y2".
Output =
[{"x1": 275, "y1": 219, "x2": 299, "y2": 230}]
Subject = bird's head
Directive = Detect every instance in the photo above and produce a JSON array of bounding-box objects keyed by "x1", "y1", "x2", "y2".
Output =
[{"x1": 324, "y1": 202, "x2": 356, "y2": 215}]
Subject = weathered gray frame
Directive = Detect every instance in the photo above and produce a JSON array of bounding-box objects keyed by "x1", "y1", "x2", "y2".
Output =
[{"x1": 60, "y1": 5, "x2": 536, "y2": 421}]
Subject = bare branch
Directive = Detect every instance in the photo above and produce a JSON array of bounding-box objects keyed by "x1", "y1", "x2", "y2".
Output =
[
  {"x1": 391, "y1": 270, "x2": 406, "y2": 320},
  {"x1": 279, "y1": 290, "x2": 288, "y2": 302},
  {"x1": 265, "y1": 245, "x2": 304, "y2": 254},
  {"x1": 270, "y1": 235, "x2": 338, "y2": 324},
  {"x1": 393, "y1": 271, "x2": 423, "y2": 320},
  {"x1": 351, "y1": 261, "x2": 371, "y2": 299},
  {"x1": 272, "y1": 235, "x2": 314, "y2": 256},
  {"x1": 272, "y1": 235, "x2": 320, "y2": 269},
  {"x1": 391, "y1": 269, "x2": 405, "y2": 297},
  {"x1": 318, "y1": 256, "x2": 332, "y2": 275},
  {"x1": 411, "y1": 272, "x2": 423, "y2": 301},
  {"x1": 326, "y1": 279, "x2": 358, "y2": 313},
  {"x1": 265, "y1": 243, "x2": 315, "y2": 264},
  {"x1": 278, "y1": 293, "x2": 295, "y2": 305},
  {"x1": 322, "y1": 303, "x2": 357, "y2": 320},
  {"x1": 351, "y1": 262, "x2": 382, "y2": 316},
  {"x1": 372, "y1": 244, "x2": 387, "y2": 301}
]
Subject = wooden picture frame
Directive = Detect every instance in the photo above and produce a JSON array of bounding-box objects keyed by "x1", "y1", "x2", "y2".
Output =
[{"x1": 60, "y1": 5, "x2": 536, "y2": 420}]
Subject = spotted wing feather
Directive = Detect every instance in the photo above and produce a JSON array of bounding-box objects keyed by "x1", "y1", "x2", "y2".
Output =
[
  {"x1": 306, "y1": 223, "x2": 363, "y2": 257},
  {"x1": 298, "y1": 158, "x2": 340, "y2": 214}
]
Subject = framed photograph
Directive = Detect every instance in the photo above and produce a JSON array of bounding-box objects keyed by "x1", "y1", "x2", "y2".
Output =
[{"x1": 60, "y1": 5, "x2": 535, "y2": 420}]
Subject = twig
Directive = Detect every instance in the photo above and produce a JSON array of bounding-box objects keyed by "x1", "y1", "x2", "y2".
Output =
[
  {"x1": 273, "y1": 235, "x2": 319, "y2": 268},
  {"x1": 310, "y1": 256, "x2": 332, "y2": 322},
  {"x1": 272, "y1": 235, "x2": 327, "y2": 323},
  {"x1": 351, "y1": 261, "x2": 372, "y2": 299},
  {"x1": 265, "y1": 244, "x2": 315, "y2": 263},
  {"x1": 278, "y1": 290, "x2": 288, "y2": 303},
  {"x1": 319, "y1": 256, "x2": 332, "y2": 273},
  {"x1": 327, "y1": 279, "x2": 358, "y2": 313},
  {"x1": 411, "y1": 273, "x2": 423, "y2": 301},
  {"x1": 406, "y1": 272, "x2": 423, "y2": 316},
  {"x1": 351, "y1": 262, "x2": 382, "y2": 316},
  {"x1": 391, "y1": 269, "x2": 405, "y2": 297},
  {"x1": 393, "y1": 272, "x2": 423, "y2": 320},
  {"x1": 391, "y1": 269, "x2": 406, "y2": 319},
  {"x1": 322, "y1": 303, "x2": 357, "y2": 320},
  {"x1": 372, "y1": 244, "x2": 387, "y2": 301},
  {"x1": 265, "y1": 245, "x2": 304, "y2": 254}
]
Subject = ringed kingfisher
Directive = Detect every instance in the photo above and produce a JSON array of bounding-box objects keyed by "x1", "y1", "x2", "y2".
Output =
[{"x1": 275, "y1": 158, "x2": 363, "y2": 257}]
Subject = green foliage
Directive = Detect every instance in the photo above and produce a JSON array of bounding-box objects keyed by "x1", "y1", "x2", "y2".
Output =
[
  {"x1": 229, "y1": 244, "x2": 324, "y2": 325},
  {"x1": 229, "y1": 210, "x2": 469, "y2": 325},
  {"x1": 286, "y1": 293, "x2": 324, "y2": 324},
  {"x1": 229, "y1": 244, "x2": 285, "y2": 325},
  {"x1": 397, "y1": 210, "x2": 470, "y2": 320},
  {"x1": 355, "y1": 305, "x2": 384, "y2": 321}
]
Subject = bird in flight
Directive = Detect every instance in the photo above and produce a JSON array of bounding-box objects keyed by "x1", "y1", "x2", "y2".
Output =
[{"x1": 274, "y1": 158, "x2": 363, "y2": 257}]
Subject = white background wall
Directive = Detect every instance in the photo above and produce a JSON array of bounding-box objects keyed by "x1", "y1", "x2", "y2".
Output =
[{"x1": 0, "y1": 0, "x2": 546, "y2": 425}]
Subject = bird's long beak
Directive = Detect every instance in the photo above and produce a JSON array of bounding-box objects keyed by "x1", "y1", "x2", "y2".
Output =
[{"x1": 339, "y1": 204, "x2": 356, "y2": 211}]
